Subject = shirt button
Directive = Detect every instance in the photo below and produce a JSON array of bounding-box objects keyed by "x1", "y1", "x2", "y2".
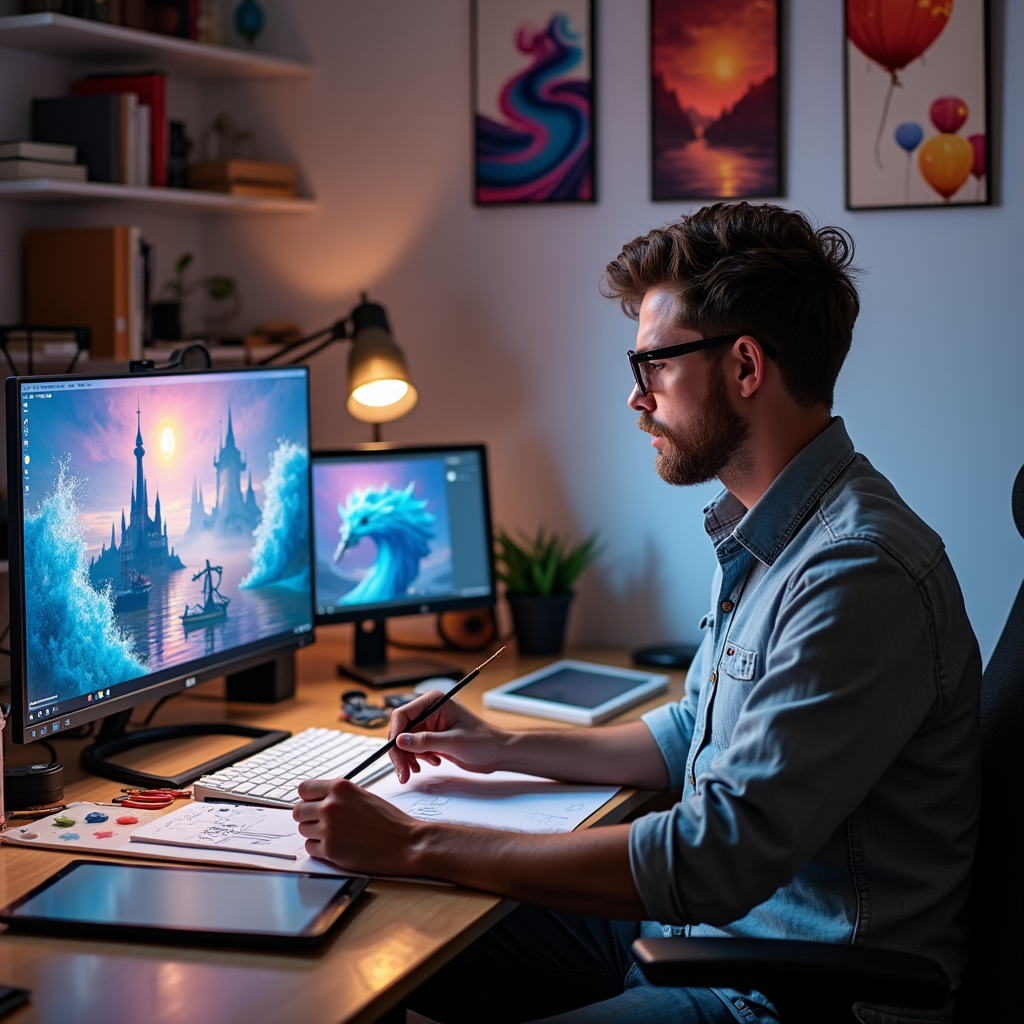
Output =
[
  {"x1": 727, "y1": 647, "x2": 735, "y2": 656},
  {"x1": 721, "y1": 600, "x2": 733, "y2": 612},
  {"x1": 709, "y1": 672, "x2": 717, "y2": 683}
]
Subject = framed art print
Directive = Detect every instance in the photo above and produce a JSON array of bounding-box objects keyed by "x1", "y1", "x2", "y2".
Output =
[
  {"x1": 845, "y1": 0, "x2": 990, "y2": 210},
  {"x1": 651, "y1": 0, "x2": 781, "y2": 201},
  {"x1": 472, "y1": 0, "x2": 595, "y2": 204}
]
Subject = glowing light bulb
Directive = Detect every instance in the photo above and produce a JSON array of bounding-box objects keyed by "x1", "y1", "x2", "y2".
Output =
[{"x1": 351, "y1": 379, "x2": 409, "y2": 408}]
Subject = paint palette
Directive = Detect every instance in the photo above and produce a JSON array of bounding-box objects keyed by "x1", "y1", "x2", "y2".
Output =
[
  {"x1": 2, "y1": 801, "x2": 348, "y2": 876},
  {"x1": 3, "y1": 802, "x2": 162, "y2": 854}
]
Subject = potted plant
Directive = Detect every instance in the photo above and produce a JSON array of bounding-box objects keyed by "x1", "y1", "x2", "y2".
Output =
[
  {"x1": 495, "y1": 528, "x2": 601, "y2": 656},
  {"x1": 151, "y1": 252, "x2": 239, "y2": 342}
]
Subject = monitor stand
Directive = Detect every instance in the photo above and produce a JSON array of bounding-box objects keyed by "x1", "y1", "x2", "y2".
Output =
[
  {"x1": 80, "y1": 711, "x2": 289, "y2": 790},
  {"x1": 338, "y1": 617, "x2": 462, "y2": 689}
]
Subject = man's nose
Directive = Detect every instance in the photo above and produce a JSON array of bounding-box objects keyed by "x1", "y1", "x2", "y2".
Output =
[{"x1": 628, "y1": 383, "x2": 654, "y2": 412}]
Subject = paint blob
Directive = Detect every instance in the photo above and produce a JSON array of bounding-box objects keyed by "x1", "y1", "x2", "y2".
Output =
[
  {"x1": 59, "y1": 832, "x2": 80, "y2": 841},
  {"x1": 19, "y1": 832, "x2": 38, "y2": 840},
  {"x1": 53, "y1": 815, "x2": 76, "y2": 828},
  {"x1": 93, "y1": 830, "x2": 114, "y2": 839},
  {"x1": 85, "y1": 811, "x2": 109, "y2": 824},
  {"x1": 116, "y1": 815, "x2": 138, "y2": 825}
]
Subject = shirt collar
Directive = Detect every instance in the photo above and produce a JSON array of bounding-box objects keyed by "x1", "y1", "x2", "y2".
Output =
[{"x1": 703, "y1": 417, "x2": 856, "y2": 566}]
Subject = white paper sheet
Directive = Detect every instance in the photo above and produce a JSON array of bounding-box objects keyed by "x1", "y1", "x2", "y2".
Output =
[
  {"x1": 130, "y1": 802, "x2": 306, "y2": 859},
  {"x1": 368, "y1": 762, "x2": 619, "y2": 833},
  {"x1": 0, "y1": 802, "x2": 347, "y2": 875}
]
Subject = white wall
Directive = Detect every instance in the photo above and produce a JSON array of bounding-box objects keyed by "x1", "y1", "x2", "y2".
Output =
[{"x1": 2, "y1": 1, "x2": 1021, "y2": 660}]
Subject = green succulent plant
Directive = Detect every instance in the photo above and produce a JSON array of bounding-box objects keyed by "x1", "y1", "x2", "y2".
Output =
[{"x1": 495, "y1": 527, "x2": 602, "y2": 597}]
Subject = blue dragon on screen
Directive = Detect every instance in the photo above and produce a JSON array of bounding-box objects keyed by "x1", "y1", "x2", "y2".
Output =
[
  {"x1": 313, "y1": 449, "x2": 492, "y2": 616},
  {"x1": 20, "y1": 369, "x2": 312, "y2": 714}
]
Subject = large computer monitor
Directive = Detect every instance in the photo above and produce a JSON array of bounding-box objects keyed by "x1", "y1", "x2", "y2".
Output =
[
  {"x1": 6, "y1": 366, "x2": 314, "y2": 784},
  {"x1": 312, "y1": 445, "x2": 495, "y2": 686}
]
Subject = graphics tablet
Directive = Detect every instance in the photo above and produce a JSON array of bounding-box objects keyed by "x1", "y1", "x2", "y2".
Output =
[
  {"x1": 0, "y1": 860, "x2": 367, "y2": 949},
  {"x1": 482, "y1": 660, "x2": 669, "y2": 725}
]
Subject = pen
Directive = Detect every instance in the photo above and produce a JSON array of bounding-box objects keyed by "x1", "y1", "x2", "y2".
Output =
[{"x1": 342, "y1": 646, "x2": 506, "y2": 781}]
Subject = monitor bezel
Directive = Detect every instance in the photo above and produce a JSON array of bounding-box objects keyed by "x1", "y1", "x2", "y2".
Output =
[
  {"x1": 6, "y1": 365, "x2": 316, "y2": 745},
  {"x1": 311, "y1": 443, "x2": 496, "y2": 626}
]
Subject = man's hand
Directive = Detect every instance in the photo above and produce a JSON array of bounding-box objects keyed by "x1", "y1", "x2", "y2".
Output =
[
  {"x1": 387, "y1": 690, "x2": 509, "y2": 783},
  {"x1": 292, "y1": 776, "x2": 646, "y2": 918},
  {"x1": 293, "y1": 777, "x2": 425, "y2": 875}
]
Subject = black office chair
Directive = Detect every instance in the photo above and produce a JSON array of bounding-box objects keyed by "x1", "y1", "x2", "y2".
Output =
[{"x1": 632, "y1": 464, "x2": 1024, "y2": 1024}]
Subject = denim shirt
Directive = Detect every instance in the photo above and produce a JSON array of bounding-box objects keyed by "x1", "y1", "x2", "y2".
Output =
[{"x1": 628, "y1": 418, "x2": 981, "y2": 1002}]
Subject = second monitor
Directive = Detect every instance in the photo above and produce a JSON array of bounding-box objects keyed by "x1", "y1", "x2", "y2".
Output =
[{"x1": 312, "y1": 444, "x2": 495, "y2": 686}]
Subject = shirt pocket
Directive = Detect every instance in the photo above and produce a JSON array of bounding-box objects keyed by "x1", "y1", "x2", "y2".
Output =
[
  {"x1": 721, "y1": 643, "x2": 756, "y2": 681},
  {"x1": 712, "y1": 642, "x2": 758, "y2": 747}
]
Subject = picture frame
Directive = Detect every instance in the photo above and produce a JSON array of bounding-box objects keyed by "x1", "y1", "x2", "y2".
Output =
[
  {"x1": 650, "y1": 0, "x2": 782, "y2": 202},
  {"x1": 471, "y1": 0, "x2": 596, "y2": 205},
  {"x1": 844, "y1": 0, "x2": 991, "y2": 210}
]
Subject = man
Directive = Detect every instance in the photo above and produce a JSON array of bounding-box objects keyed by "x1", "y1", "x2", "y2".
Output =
[{"x1": 294, "y1": 203, "x2": 980, "y2": 1024}]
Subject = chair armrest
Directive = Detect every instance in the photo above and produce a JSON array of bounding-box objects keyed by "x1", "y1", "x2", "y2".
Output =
[{"x1": 632, "y1": 937, "x2": 947, "y2": 1011}]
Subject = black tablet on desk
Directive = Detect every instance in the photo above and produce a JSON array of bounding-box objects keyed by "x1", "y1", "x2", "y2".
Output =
[{"x1": 0, "y1": 860, "x2": 368, "y2": 950}]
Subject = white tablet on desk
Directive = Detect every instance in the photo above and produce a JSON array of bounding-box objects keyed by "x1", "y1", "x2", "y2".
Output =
[{"x1": 483, "y1": 660, "x2": 670, "y2": 725}]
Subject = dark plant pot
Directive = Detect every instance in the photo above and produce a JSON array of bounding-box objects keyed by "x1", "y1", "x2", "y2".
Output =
[
  {"x1": 151, "y1": 301, "x2": 182, "y2": 341},
  {"x1": 507, "y1": 591, "x2": 574, "y2": 657}
]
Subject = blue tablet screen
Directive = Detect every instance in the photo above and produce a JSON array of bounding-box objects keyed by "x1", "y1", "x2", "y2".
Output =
[
  {"x1": 11, "y1": 863, "x2": 349, "y2": 935},
  {"x1": 511, "y1": 668, "x2": 646, "y2": 709}
]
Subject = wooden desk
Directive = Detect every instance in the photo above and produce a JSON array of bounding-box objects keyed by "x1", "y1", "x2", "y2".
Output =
[{"x1": 0, "y1": 627, "x2": 686, "y2": 1024}]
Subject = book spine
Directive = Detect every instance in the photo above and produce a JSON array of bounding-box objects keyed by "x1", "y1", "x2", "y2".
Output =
[
  {"x1": 113, "y1": 226, "x2": 131, "y2": 360},
  {"x1": 128, "y1": 226, "x2": 143, "y2": 360}
]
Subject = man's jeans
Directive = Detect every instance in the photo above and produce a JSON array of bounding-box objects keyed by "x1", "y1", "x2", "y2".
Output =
[{"x1": 403, "y1": 904, "x2": 779, "y2": 1024}]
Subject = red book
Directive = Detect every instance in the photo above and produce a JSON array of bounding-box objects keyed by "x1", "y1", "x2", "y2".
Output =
[{"x1": 74, "y1": 73, "x2": 168, "y2": 187}]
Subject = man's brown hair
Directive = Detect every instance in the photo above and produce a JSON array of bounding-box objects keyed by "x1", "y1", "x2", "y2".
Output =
[{"x1": 603, "y1": 203, "x2": 861, "y2": 409}]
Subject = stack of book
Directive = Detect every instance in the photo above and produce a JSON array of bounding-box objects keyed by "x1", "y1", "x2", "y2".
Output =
[
  {"x1": 22, "y1": 0, "x2": 207, "y2": 41},
  {"x1": 0, "y1": 140, "x2": 87, "y2": 181},
  {"x1": 25, "y1": 226, "x2": 148, "y2": 360},
  {"x1": 188, "y1": 160, "x2": 298, "y2": 198},
  {"x1": 31, "y1": 73, "x2": 167, "y2": 187}
]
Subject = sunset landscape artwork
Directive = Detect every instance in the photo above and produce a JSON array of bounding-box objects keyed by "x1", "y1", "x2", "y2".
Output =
[
  {"x1": 651, "y1": 0, "x2": 781, "y2": 201},
  {"x1": 845, "y1": 0, "x2": 990, "y2": 210}
]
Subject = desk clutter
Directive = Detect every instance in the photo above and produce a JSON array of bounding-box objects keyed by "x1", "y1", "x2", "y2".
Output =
[{"x1": 3, "y1": 766, "x2": 620, "y2": 865}]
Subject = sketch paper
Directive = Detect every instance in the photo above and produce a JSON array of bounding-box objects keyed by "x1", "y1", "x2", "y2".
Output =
[
  {"x1": 130, "y1": 802, "x2": 306, "y2": 859},
  {"x1": 0, "y1": 802, "x2": 346, "y2": 875},
  {"x1": 368, "y1": 762, "x2": 619, "y2": 833}
]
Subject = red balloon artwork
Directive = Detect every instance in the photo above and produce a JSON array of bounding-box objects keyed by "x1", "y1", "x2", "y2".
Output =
[
  {"x1": 930, "y1": 96, "x2": 969, "y2": 133},
  {"x1": 847, "y1": 0, "x2": 952, "y2": 78},
  {"x1": 968, "y1": 133, "x2": 986, "y2": 178}
]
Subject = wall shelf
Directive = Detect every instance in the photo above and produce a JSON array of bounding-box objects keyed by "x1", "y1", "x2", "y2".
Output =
[
  {"x1": 0, "y1": 177, "x2": 316, "y2": 212},
  {"x1": 0, "y1": 12, "x2": 312, "y2": 80}
]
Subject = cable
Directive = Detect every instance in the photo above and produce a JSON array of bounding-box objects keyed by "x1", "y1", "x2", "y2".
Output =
[
  {"x1": 0, "y1": 623, "x2": 9, "y2": 644},
  {"x1": 139, "y1": 693, "x2": 178, "y2": 727},
  {"x1": 37, "y1": 739, "x2": 57, "y2": 762}
]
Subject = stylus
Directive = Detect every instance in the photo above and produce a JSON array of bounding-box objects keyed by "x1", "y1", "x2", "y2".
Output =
[{"x1": 342, "y1": 647, "x2": 506, "y2": 781}]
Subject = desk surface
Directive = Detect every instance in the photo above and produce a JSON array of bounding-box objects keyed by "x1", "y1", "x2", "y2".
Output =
[{"x1": 0, "y1": 627, "x2": 686, "y2": 1024}]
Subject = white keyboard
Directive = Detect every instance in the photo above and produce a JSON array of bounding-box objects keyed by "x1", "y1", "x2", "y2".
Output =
[{"x1": 192, "y1": 728, "x2": 393, "y2": 808}]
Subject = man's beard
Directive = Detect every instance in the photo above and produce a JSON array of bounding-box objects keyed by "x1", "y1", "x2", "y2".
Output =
[{"x1": 638, "y1": 367, "x2": 749, "y2": 487}]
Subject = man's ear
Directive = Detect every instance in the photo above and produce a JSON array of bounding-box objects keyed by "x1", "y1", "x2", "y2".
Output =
[{"x1": 733, "y1": 335, "x2": 767, "y2": 399}]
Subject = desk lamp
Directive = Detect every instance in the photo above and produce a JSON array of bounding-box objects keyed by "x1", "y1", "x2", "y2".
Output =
[{"x1": 261, "y1": 295, "x2": 417, "y2": 441}]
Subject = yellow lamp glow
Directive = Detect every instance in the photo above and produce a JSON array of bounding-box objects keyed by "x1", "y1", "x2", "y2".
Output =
[
  {"x1": 344, "y1": 301, "x2": 418, "y2": 427},
  {"x1": 351, "y1": 379, "x2": 409, "y2": 408}
]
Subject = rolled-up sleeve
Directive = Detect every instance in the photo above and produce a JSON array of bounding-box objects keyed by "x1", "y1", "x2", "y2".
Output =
[
  {"x1": 628, "y1": 541, "x2": 941, "y2": 926},
  {"x1": 640, "y1": 632, "x2": 707, "y2": 789}
]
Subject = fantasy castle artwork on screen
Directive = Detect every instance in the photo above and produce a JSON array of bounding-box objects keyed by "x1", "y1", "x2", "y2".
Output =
[
  {"x1": 20, "y1": 372, "x2": 311, "y2": 706},
  {"x1": 313, "y1": 458, "x2": 453, "y2": 612}
]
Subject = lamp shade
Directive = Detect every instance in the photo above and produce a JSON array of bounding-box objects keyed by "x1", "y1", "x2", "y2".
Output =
[{"x1": 344, "y1": 300, "x2": 418, "y2": 424}]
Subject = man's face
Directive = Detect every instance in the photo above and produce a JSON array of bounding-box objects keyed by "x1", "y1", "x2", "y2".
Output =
[{"x1": 628, "y1": 286, "x2": 749, "y2": 487}]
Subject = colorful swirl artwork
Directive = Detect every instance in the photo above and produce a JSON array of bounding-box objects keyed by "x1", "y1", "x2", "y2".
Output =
[{"x1": 476, "y1": 13, "x2": 593, "y2": 204}]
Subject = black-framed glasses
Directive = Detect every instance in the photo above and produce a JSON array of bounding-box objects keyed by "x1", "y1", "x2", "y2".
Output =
[{"x1": 627, "y1": 334, "x2": 777, "y2": 395}]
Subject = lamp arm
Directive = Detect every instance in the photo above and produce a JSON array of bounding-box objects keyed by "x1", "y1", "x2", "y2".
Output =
[{"x1": 258, "y1": 320, "x2": 349, "y2": 365}]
